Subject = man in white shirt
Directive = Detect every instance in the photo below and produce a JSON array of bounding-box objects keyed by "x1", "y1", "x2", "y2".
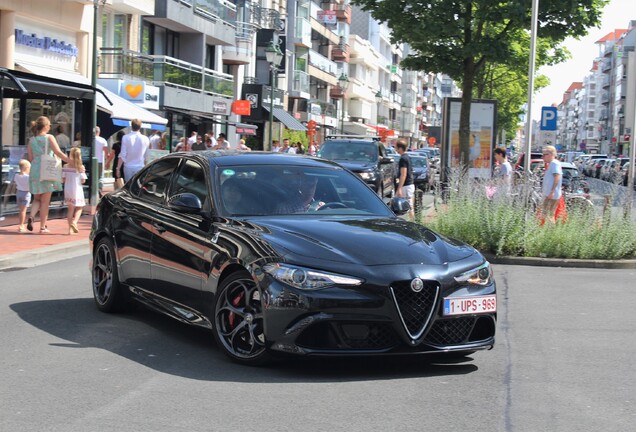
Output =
[
  {"x1": 149, "y1": 130, "x2": 162, "y2": 150},
  {"x1": 116, "y1": 119, "x2": 150, "y2": 181},
  {"x1": 94, "y1": 126, "x2": 109, "y2": 178},
  {"x1": 216, "y1": 133, "x2": 231, "y2": 150},
  {"x1": 187, "y1": 131, "x2": 198, "y2": 146}
]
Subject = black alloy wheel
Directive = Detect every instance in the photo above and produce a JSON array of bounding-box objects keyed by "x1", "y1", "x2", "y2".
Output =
[
  {"x1": 213, "y1": 272, "x2": 270, "y2": 365},
  {"x1": 92, "y1": 237, "x2": 127, "y2": 312}
]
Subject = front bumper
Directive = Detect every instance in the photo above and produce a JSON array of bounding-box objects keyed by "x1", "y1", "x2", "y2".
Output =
[{"x1": 259, "y1": 274, "x2": 496, "y2": 356}]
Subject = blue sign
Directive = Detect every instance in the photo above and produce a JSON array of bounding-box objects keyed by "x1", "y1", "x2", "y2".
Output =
[{"x1": 540, "y1": 107, "x2": 557, "y2": 131}]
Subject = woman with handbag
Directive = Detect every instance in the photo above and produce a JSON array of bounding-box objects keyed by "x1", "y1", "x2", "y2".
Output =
[{"x1": 27, "y1": 116, "x2": 70, "y2": 233}]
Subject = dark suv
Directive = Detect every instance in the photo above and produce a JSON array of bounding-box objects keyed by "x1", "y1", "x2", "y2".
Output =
[{"x1": 318, "y1": 137, "x2": 396, "y2": 198}]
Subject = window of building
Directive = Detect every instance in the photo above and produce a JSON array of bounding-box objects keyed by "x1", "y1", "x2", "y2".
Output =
[{"x1": 141, "y1": 21, "x2": 154, "y2": 55}]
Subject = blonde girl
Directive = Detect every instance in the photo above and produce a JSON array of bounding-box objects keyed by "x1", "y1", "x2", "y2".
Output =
[{"x1": 62, "y1": 147, "x2": 87, "y2": 235}]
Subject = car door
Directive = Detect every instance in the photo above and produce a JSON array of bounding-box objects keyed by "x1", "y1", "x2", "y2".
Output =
[
  {"x1": 113, "y1": 159, "x2": 179, "y2": 289},
  {"x1": 150, "y1": 157, "x2": 216, "y2": 320},
  {"x1": 377, "y1": 143, "x2": 395, "y2": 193}
]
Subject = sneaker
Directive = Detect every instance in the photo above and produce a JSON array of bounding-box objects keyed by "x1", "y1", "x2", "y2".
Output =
[{"x1": 26, "y1": 217, "x2": 33, "y2": 231}]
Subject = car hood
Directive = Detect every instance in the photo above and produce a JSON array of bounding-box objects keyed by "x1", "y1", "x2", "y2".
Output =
[
  {"x1": 254, "y1": 217, "x2": 475, "y2": 265},
  {"x1": 330, "y1": 160, "x2": 375, "y2": 172}
]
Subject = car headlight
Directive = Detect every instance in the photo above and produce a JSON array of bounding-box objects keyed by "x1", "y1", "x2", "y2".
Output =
[
  {"x1": 263, "y1": 263, "x2": 363, "y2": 290},
  {"x1": 358, "y1": 171, "x2": 376, "y2": 180},
  {"x1": 454, "y1": 262, "x2": 493, "y2": 286}
]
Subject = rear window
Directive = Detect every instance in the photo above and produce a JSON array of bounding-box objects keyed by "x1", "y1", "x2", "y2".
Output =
[{"x1": 318, "y1": 141, "x2": 378, "y2": 162}]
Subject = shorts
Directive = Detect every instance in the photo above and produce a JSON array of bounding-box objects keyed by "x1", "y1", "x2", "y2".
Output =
[
  {"x1": 402, "y1": 184, "x2": 415, "y2": 200},
  {"x1": 541, "y1": 197, "x2": 559, "y2": 217},
  {"x1": 16, "y1": 190, "x2": 31, "y2": 207}
]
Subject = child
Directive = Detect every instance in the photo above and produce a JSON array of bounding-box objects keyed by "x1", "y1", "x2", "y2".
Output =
[
  {"x1": 62, "y1": 147, "x2": 87, "y2": 235},
  {"x1": 14, "y1": 159, "x2": 31, "y2": 232}
]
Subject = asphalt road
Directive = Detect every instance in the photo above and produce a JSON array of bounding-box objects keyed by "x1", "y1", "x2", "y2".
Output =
[{"x1": 1, "y1": 255, "x2": 635, "y2": 431}]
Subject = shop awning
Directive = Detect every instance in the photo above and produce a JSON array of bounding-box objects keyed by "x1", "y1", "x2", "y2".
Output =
[
  {"x1": 263, "y1": 106, "x2": 307, "y2": 131},
  {"x1": 17, "y1": 64, "x2": 167, "y2": 130},
  {"x1": 235, "y1": 123, "x2": 258, "y2": 136}
]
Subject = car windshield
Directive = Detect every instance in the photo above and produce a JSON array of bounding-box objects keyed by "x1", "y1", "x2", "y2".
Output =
[
  {"x1": 216, "y1": 164, "x2": 393, "y2": 217},
  {"x1": 562, "y1": 167, "x2": 580, "y2": 179},
  {"x1": 411, "y1": 157, "x2": 429, "y2": 168},
  {"x1": 318, "y1": 141, "x2": 378, "y2": 162}
]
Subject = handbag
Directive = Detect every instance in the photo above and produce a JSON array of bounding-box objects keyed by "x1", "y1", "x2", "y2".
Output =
[
  {"x1": 114, "y1": 177, "x2": 125, "y2": 189},
  {"x1": 39, "y1": 136, "x2": 62, "y2": 182}
]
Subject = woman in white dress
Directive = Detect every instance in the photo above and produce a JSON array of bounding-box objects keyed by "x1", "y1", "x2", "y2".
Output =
[{"x1": 62, "y1": 147, "x2": 87, "y2": 235}]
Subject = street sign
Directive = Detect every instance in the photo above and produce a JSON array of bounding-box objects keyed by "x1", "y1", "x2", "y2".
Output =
[{"x1": 540, "y1": 106, "x2": 557, "y2": 131}]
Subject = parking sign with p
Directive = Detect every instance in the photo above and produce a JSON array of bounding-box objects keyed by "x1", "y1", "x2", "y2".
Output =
[{"x1": 540, "y1": 107, "x2": 557, "y2": 131}]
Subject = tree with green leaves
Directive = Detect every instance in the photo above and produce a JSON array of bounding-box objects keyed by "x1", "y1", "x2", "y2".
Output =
[
  {"x1": 351, "y1": 0, "x2": 607, "y2": 166},
  {"x1": 475, "y1": 35, "x2": 568, "y2": 145}
]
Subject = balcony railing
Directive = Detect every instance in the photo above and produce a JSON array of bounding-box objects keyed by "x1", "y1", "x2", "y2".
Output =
[
  {"x1": 155, "y1": 56, "x2": 234, "y2": 97},
  {"x1": 99, "y1": 48, "x2": 234, "y2": 98},
  {"x1": 293, "y1": 70, "x2": 310, "y2": 93},
  {"x1": 309, "y1": 49, "x2": 337, "y2": 75},
  {"x1": 317, "y1": 100, "x2": 337, "y2": 117},
  {"x1": 194, "y1": 0, "x2": 237, "y2": 25},
  {"x1": 99, "y1": 48, "x2": 154, "y2": 81},
  {"x1": 295, "y1": 17, "x2": 312, "y2": 46},
  {"x1": 251, "y1": 5, "x2": 283, "y2": 30}
]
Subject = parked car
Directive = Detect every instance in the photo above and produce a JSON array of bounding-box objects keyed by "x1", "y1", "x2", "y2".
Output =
[
  {"x1": 514, "y1": 152, "x2": 543, "y2": 171},
  {"x1": 561, "y1": 162, "x2": 589, "y2": 194},
  {"x1": 409, "y1": 154, "x2": 432, "y2": 191},
  {"x1": 90, "y1": 151, "x2": 497, "y2": 365},
  {"x1": 411, "y1": 147, "x2": 440, "y2": 171},
  {"x1": 318, "y1": 137, "x2": 395, "y2": 198},
  {"x1": 581, "y1": 154, "x2": 609, "y2": 177}
]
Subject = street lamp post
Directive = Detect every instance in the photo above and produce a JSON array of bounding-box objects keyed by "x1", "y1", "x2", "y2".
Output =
[
  {"x1": 338, "y1": 73, "x2": 349, "y2": 134},
  {"x1": 375, "y1": 90, "x2": 382, "y2": 130},
  {"x1": 265, "y1": 40, "x2": 283, "y2": 150}
]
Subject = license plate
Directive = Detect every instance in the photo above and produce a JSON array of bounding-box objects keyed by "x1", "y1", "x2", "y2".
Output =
[{"x1": 443, "y1": 295, "x2": 497, "y2": 316}]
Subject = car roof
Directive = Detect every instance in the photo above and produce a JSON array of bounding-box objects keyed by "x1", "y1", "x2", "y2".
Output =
[
  {"x1": 177, "y1": 150, "x2": 345, "y2": 169},
  {"x1": 561, "y1": 162, "x2": 577, "y2": 169}
]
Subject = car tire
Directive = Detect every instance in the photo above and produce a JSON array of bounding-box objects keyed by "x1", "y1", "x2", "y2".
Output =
[
  {"x1": 213, "y1": 271, "x2": 271, "y2": 366},
  {"x1": 92, "y1": 237, "x2": 129, "y2": 313}
]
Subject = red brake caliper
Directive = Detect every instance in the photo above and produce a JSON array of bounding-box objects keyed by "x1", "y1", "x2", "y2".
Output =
[{"x1": 228, "y1": 291, "x2": 245, "y2": 329}]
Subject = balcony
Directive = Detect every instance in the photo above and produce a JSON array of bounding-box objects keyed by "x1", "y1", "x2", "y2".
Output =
[
  {"x1": 99, "y1": 48, "x2": 154, "y2": 81},
  {"x1": 308, "y1": 50, "x2": 338, "y2": 86},
  {"x1": 335, "y1": 3, "x2": 352, "y2": 24},
  {"x1": 222, "y1": 21, "x2": 255, "y2": 65},
  {"x1": 193, "y1": 0, "x2": 237, "y2": 24},
  {"x1": 292, "y1": 70, "x2": 310, "y2": 94},
  {"x1": 250, "y1": 5, "x2": 284, "y2": 31},
  {"x1": 100, "y1": 48, "x2": 233, "y2": 98},
  {"x1": 602, "y1": 76, "x2": 610, "y2": 88},
  {"x1": 294, "y1": 17, "x2": 312, "y2": 47},
  {"x1": 332, "y1": 43, "x2": 350, "y2": 62},
  {"x1": 150, "y1": 0, "x2": 236, "y2": 46}
]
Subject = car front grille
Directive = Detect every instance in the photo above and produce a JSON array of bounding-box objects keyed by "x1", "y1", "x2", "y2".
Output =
[
  {"x1": 296, "y1": 321, "x2": 399, "y2": 351},
  {"x1": 338, "y1": 322, "x2": 399, "y2": 349},
  {"x1": 424, "y1": 317, "x2": 475, "y2": 345},
  {"x1": 390, "y1": 280, "x2": 439, "y2": 339}
]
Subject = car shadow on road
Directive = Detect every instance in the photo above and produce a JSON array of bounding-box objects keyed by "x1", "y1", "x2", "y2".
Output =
[{"x1": 11, "y1": 298, "x2": 479, "y2": 382}]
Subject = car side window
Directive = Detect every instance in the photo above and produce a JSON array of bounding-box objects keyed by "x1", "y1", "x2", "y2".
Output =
[
  {"x1": 378, "y1": 144, "x2": 386, "y2": 158},
  {"x1": 136, "y1": 158, "x2": 180, "y2": 205},
  {"x1": 171, "y1": 159, "x2": 209, "y2": 208}
]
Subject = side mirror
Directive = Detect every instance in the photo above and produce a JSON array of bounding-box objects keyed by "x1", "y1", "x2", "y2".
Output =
[
  {"x1": 389, "y1": 197, "x2": 411, "y2": 215},
  {"x1": 381, "y1": 156, "x2": 394, "y2": 164},
  {"x1": 168, "y1": 193, "x2": 203, "y2": 214}
]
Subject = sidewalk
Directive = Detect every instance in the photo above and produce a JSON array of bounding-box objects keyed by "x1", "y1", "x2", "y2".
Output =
[{"x1": 0, "y1": 214, "x2": 93, "y2": 271}]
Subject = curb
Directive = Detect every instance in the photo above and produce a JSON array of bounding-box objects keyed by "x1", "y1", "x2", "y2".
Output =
[
  {"x1": 484, "y1": 253, "x2": 636, "y2": 269},
  {"x1": 0, "y1": 240, "x2": 89, "y2": 271}
]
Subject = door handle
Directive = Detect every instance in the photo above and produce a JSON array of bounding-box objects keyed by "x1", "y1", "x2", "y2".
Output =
[{"x1": 152, "y1": 222, "x2": 167, "y2": 234}]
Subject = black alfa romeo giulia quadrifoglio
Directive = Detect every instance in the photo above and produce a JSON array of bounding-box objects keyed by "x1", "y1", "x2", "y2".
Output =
[{"x1": 90, "y1": 152, "x2": 496, "y2": 365}]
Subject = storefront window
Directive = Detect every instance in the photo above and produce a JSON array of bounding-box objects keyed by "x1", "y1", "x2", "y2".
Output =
[{"x1": 1, "y1": 99, "x2": 77, "y2": 214}]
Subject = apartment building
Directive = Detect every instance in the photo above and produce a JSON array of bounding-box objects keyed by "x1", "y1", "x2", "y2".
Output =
[{"x1": 554, "y1": 21, "x2": 636, "y2": 155}]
